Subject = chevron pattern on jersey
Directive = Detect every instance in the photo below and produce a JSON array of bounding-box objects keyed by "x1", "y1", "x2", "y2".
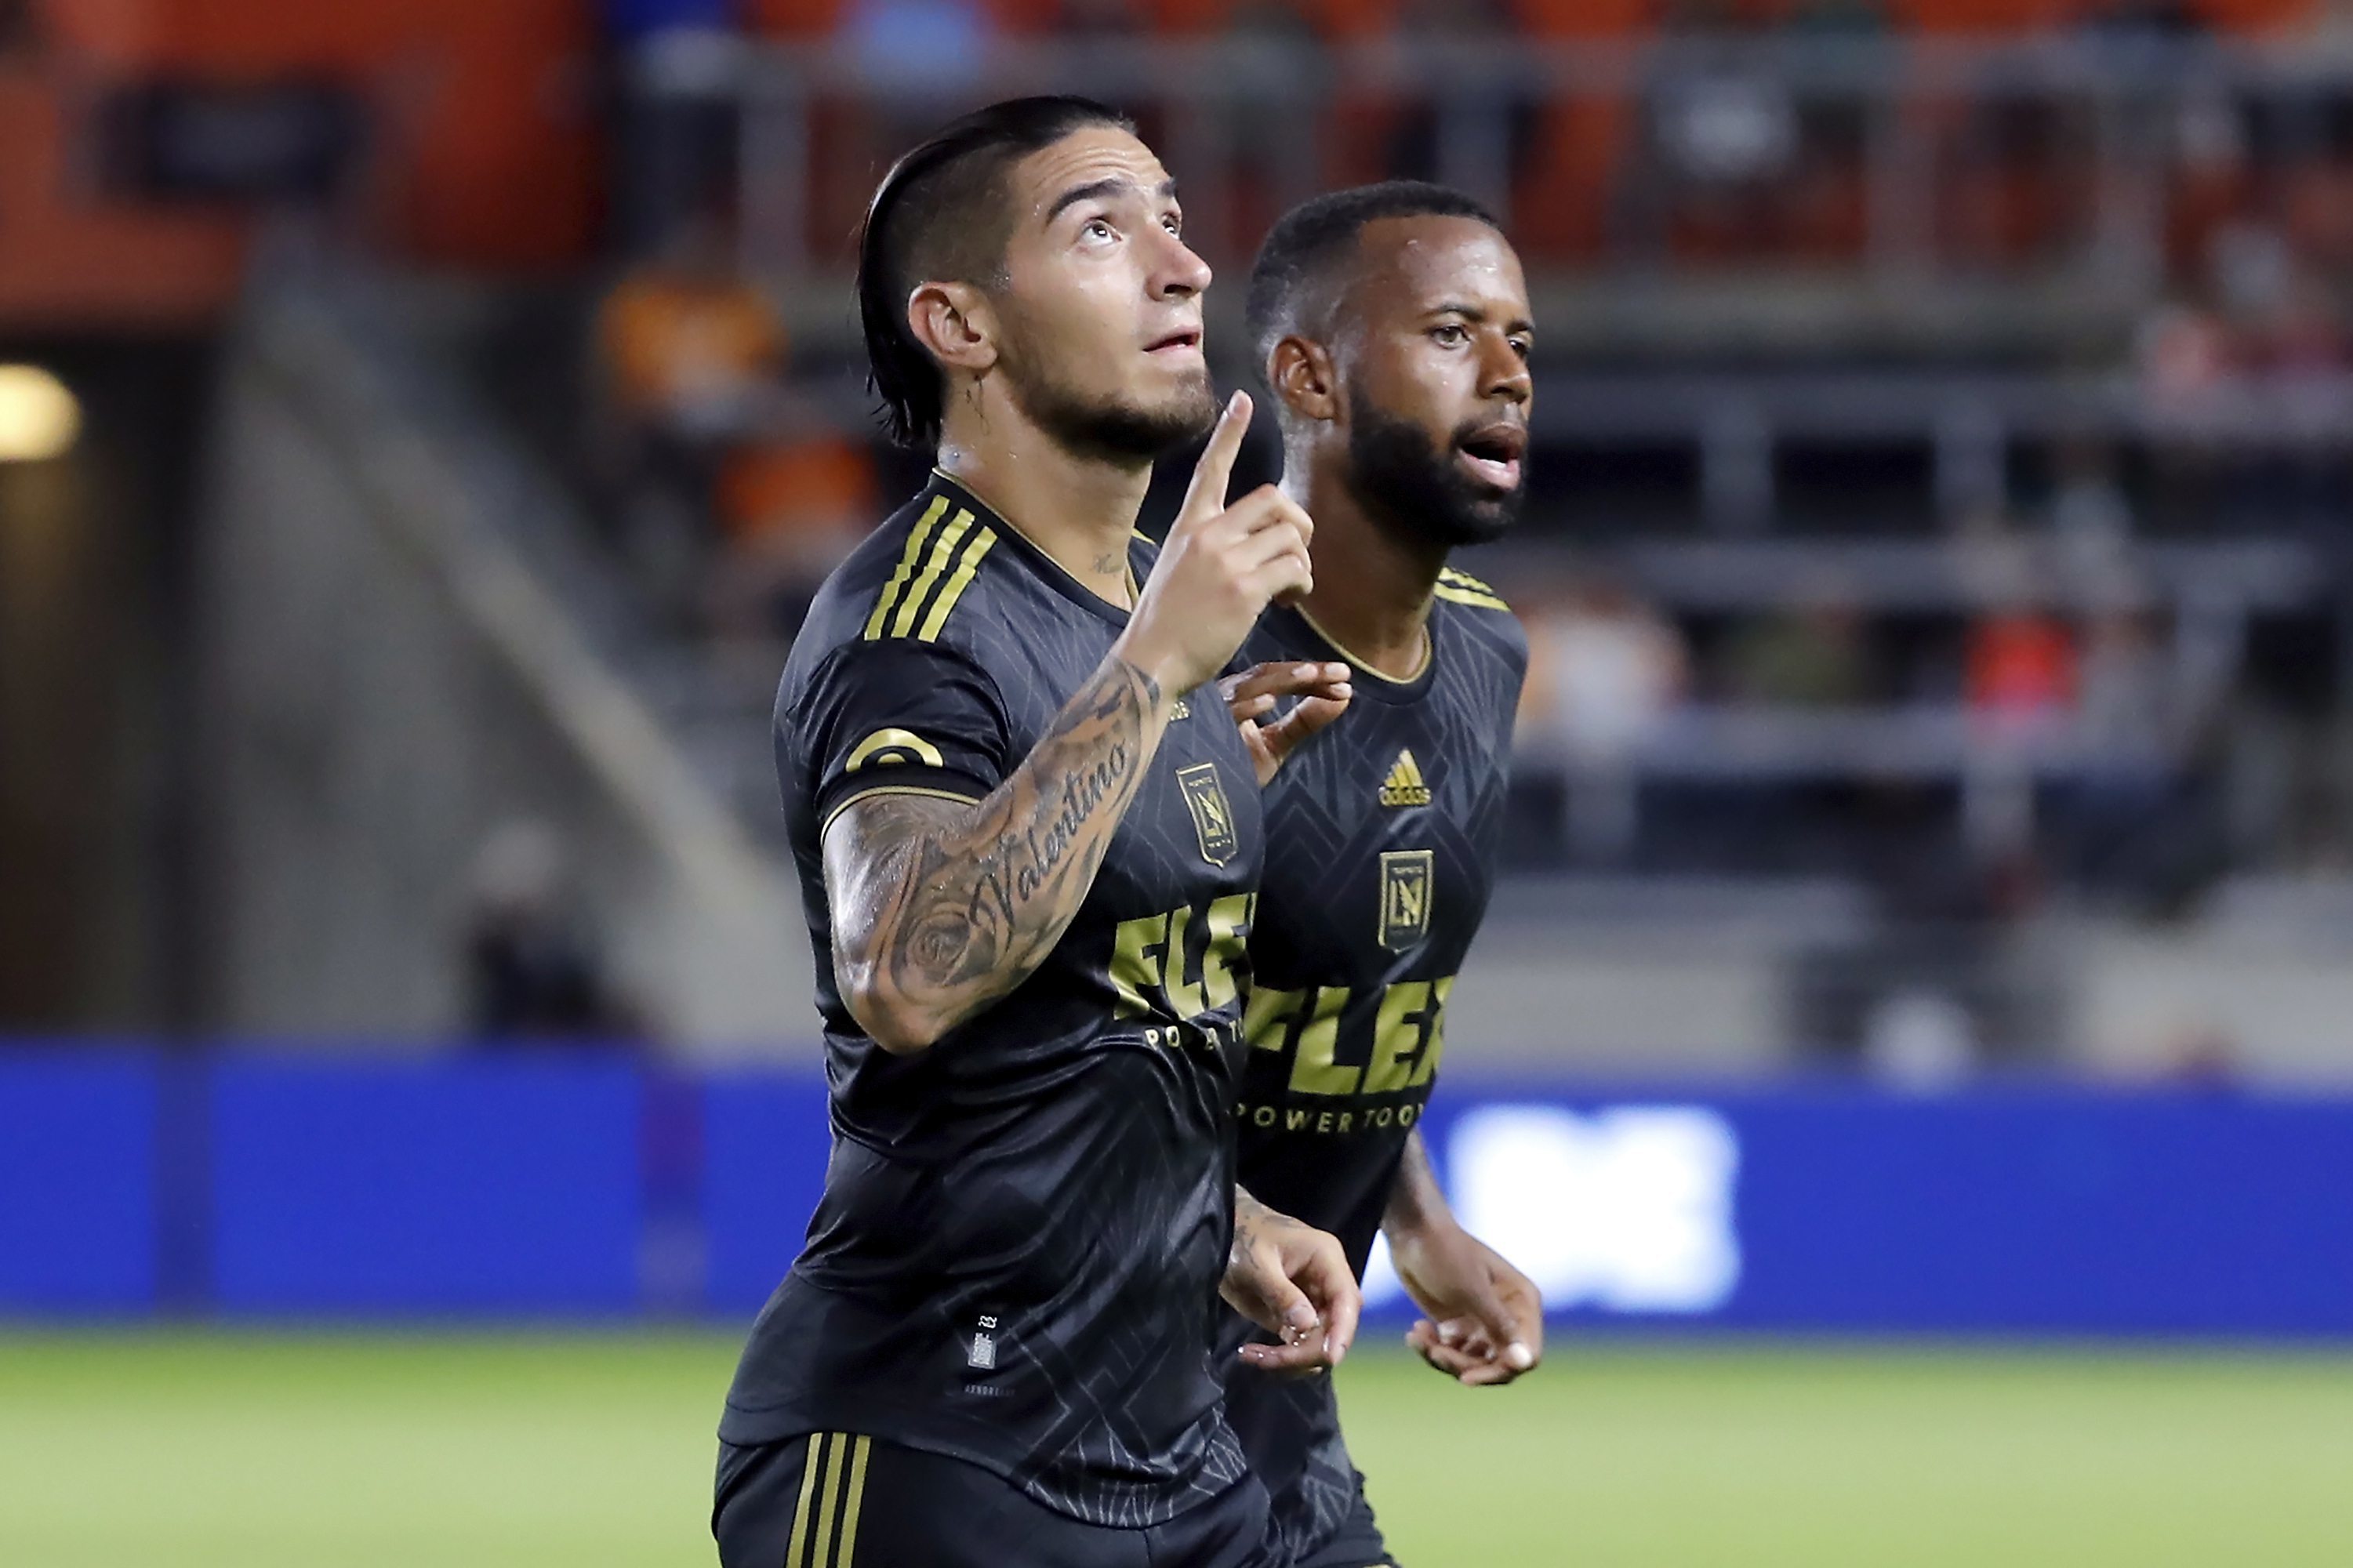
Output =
[{"x1": 1226, "y1": 589, "x2": 1529, "y2": 1562}]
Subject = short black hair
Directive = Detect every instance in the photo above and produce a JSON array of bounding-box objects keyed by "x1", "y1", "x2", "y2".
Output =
[
  {"x1": 1244, "y1": 180, "x2": 1501, "y2": 385},
  {"x1": 856, "y1": 96, "x2": 1136, "y2": 450}
]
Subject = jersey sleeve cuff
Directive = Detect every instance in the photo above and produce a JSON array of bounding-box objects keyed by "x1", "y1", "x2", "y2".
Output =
[{"x1": 816, "y1": 772, "x2": 990, "y2": 835}]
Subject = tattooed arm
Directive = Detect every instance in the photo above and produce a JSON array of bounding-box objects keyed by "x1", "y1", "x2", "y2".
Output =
[
  {"x1": 823, "y1": 653, "x2": 1171, "y2": 1054},
  {"x1": 822, "y1": 390, "x2": 1315, "y2": 1055}
]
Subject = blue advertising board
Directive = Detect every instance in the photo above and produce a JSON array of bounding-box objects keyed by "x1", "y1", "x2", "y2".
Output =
[
  {"x1": 1385, "y1": 1087, "x2": 2353, "y2": 1335},
  {"x1": 3, "y1": 1051, "x2": 2348, "y2": 1335},
  {"x1": 0, "y1": 1051, "x2": 159, "y2": 1312},
  {"x1": 208, "y1": 1055, "x2": 643, "y2": 1313},
  {"x1": 701, "y1": 1070, "x2": 833, "y2": 1313}
]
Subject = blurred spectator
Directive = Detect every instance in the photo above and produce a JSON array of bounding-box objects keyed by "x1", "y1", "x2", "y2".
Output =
[
  {"x1": 1861, "y1": 987, "x2": 1979, "y2": 1091},
  {"x1": 708, "y1": 415, "x2": 880, "y2": 638},
  {"x1": 594, "y1": 213, "x2": 784, "y2": 615},
  {"x1": 1956, "y1": 522, "x2": 2076, "y2": 726},
  {"x1": 2075, "y1": 604, "x2": 2172, "y2": 768},
  {"x1": 598, "y1": 214, "x2": 783, "y2": 439},
  {"x1": 606, "y1": 0, "x2": 745, "y2": 252},
  {"x1": 2061, "y1": 602, "x2": 2221, "y2": 906},
  {"x1": 1643, "y1": 0, "x2": 1801, "y2": 263},
  {"x1": 841, "y1": 0, "x2": 999, "y2": 228},
  {"x1": 1218, "y1": 0, "x2": 1327, "y2": 241},
  {"x1": 2048, "y1": 439, "x2": 2133, "y2": 558},
  {"x1": 847, "y1": 0, "x2": 992, "y2": 96},
  {"x1": 464, "y1": 822, "x2": 641, "y2": 1042},
  {"x1": 1965, "y1": 604, "x2": 2076, "y2": 723},
  {"x1": 1722, "y1": 576, "x2": 1871, "y2": 708},
  {"x1": 1522, "y1": 575, "x2": 1689, "y2": 858},
  {"x1": 1384, "y1": 0, "x2": 1542, "y2": 198},
  {"x1": 2137, "y1": 289, "x2": 2235, "y2": 408},
  {"x1": 1523, "y1": 575, "x2": 1690, "y2": 762},
  {"x1": 2250, "y1": 264, "x2": 2349, "y2": 379}
]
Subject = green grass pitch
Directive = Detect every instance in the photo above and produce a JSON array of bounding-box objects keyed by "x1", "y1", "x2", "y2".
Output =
[{"x1": 2, "y1": 1330, "x2": 2349, "y2": 1566}]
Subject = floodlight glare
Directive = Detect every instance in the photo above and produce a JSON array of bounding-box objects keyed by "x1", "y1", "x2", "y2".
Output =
[{"x1": 0, "y1": 365, "x2": 81, "y2": 463}]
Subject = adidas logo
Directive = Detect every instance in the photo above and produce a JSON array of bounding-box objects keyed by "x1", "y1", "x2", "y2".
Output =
[{"x1": 1378, "y1": 749, "x2": 1432, "y2": 808}]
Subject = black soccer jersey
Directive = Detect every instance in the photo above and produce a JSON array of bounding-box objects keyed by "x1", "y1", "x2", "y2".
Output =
[
  {"x1": 1222, "y1": 572, "x2": 1527, "y2": 1562},
  {"x1": 721, "y1": 473, "x2": 1269, "y2": 1529}
]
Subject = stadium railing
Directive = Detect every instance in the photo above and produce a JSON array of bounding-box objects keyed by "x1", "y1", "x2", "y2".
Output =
[{"x1": 652, "y1": 33, "x2": 2353, "y2": 304}]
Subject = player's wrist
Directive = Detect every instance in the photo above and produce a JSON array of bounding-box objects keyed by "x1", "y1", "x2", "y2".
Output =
[{"x1": 1108, "y1": 630, "x2": 1190, "y2": 710}]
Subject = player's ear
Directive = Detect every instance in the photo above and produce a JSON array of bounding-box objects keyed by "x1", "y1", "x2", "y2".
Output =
[
  {"x1": 907, "y1": 281, "x2": 998, "y2": 376},
  {"x1": 1267, "y1": 336, "x2": 1337, "y2": 424}
]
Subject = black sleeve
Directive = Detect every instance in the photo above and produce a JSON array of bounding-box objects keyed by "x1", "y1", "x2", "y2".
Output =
[{"x1": 788, "y1": 639, "x2": 1015, "y2": 831}]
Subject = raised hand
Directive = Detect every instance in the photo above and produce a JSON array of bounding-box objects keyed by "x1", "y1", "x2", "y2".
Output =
[{"x1": 1116, "y1": 391, "x2": 1316, "y2": 699}]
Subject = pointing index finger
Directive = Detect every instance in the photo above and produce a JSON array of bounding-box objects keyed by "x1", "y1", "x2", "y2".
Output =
[{"x1": 1175, "y1": 390, "x2": 1251, "y2": 532}]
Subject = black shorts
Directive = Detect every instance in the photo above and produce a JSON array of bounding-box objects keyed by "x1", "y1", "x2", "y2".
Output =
[
  {"x1": 1284, "y1": 1484, "x2": 1397, "y2": 1568},
  {"x1": 714, "y1": 1432, "x2": 1280, "y2": 1568}
]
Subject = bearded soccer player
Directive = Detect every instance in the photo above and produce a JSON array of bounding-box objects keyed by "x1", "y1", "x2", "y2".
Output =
[
  {"x1": 1218, "y1": 183, "x2": 1548, "y2": 1568},
  {"x1": 714, "y1": 99, "x2": 1365, "y2": 1568}
]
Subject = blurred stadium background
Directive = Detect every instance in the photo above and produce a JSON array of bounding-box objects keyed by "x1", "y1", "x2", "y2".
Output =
[{"x1": 5, "y1": 0, "x2": 2353, "y2": 1562}]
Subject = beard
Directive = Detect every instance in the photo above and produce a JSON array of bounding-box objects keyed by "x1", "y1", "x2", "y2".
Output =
[
  {"x1": 1342, "y1": 404, "x2": 1525, "y2": 550},
  {"x1": 998, "y1": 346, "x2": 1218, "y2": 466}
]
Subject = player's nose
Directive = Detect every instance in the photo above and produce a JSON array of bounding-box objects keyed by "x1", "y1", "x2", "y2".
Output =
[
  {"x1": 1149, "y1": 230, "x2": 1213, "y2": 300},
  {"x1": 1480, "y1": 337, "x2": 1532, "y2": 405}
]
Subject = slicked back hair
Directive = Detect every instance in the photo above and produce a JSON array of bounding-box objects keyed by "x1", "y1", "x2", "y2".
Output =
[
  {"x1": 1244, "y1": 180, "x2": 1501, "y2": 394},
  {"x1": 856, "y1": 96, "x2": 1137, "y2": 450}
]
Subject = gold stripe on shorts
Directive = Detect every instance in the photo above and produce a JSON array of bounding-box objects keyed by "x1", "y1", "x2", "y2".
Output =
[
  {"x1": 784, "y1": 1432, "x2": 831, "y2": 1568},
  {"x1": 830, "y1": 1434, "x2": 873, "y2": 1565}
]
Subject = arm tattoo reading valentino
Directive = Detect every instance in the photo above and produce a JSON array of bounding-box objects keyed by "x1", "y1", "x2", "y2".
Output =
[{"x1": 826, "y1": 655, "x2": 1165, "y2": 1043}]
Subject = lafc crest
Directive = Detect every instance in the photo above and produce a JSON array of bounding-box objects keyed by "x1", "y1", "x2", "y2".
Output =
[
  {"x1": 1378, "y1": 849, "x2": 1434, "y2": 951},
  {"x1": 1177, "y1": 762, "x2": 1238, "y2": 866}
]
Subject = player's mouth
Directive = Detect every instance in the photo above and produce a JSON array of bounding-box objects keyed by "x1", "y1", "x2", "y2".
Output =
[
  {"x1": 1454, "y1": 420, "x2": 1527, "y2": 492},
  {"x1": 1144, "y1": 327, "x2": 1203, "y2": 361}
]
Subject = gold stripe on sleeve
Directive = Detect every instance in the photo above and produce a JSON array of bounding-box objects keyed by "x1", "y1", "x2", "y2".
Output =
[
  {"x1": 916, "y1": 527, "x2": 998, "y2": 642},
  {"x1": 830, "y1": 1435, "x2": 873, "y2": 1565},
  {"x1": 862, "y1": 497, "x2": 952, "y2": 641},
  {"x1": 1432, "y1": 583, "x2": 1511, "y2": 612},
  {"x1": 888, "y1": 509, "x2": 975, "y2": 638},
  {"x1": 785, "y1": 1432, "x2": 832, "y2": 1568}
]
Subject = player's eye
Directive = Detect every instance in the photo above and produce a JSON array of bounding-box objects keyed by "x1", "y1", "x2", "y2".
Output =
[
  {"x1": 1080, "y1": 217, "x2": 1117, "y2": 243},
  {"x1": 1160, "y1": 211, "x2": 1183, "y2": 237},
  {"x1": 1510, "y1": 337, "x2": 1533, "y2": 360},
  {"x1": 1431, "y1": 323, "x2": 1468, "y2": 347}
]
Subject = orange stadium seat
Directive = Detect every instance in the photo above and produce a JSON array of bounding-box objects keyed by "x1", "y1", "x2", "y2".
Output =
[
  {"x1": 38, "y1": 0, "x2": 597, "y2": 267},
  {"x1": 1505, "y1": 0, "x2": 1652, "y2": 263}
]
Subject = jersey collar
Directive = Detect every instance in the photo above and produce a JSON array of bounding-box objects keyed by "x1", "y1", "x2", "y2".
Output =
[
  {"x1": 1272, "y1": 601, "x2": 1439, "y2": 707},
  {"x1": 926, "y1": 470, "x2": 1139, "y2": 630}
]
